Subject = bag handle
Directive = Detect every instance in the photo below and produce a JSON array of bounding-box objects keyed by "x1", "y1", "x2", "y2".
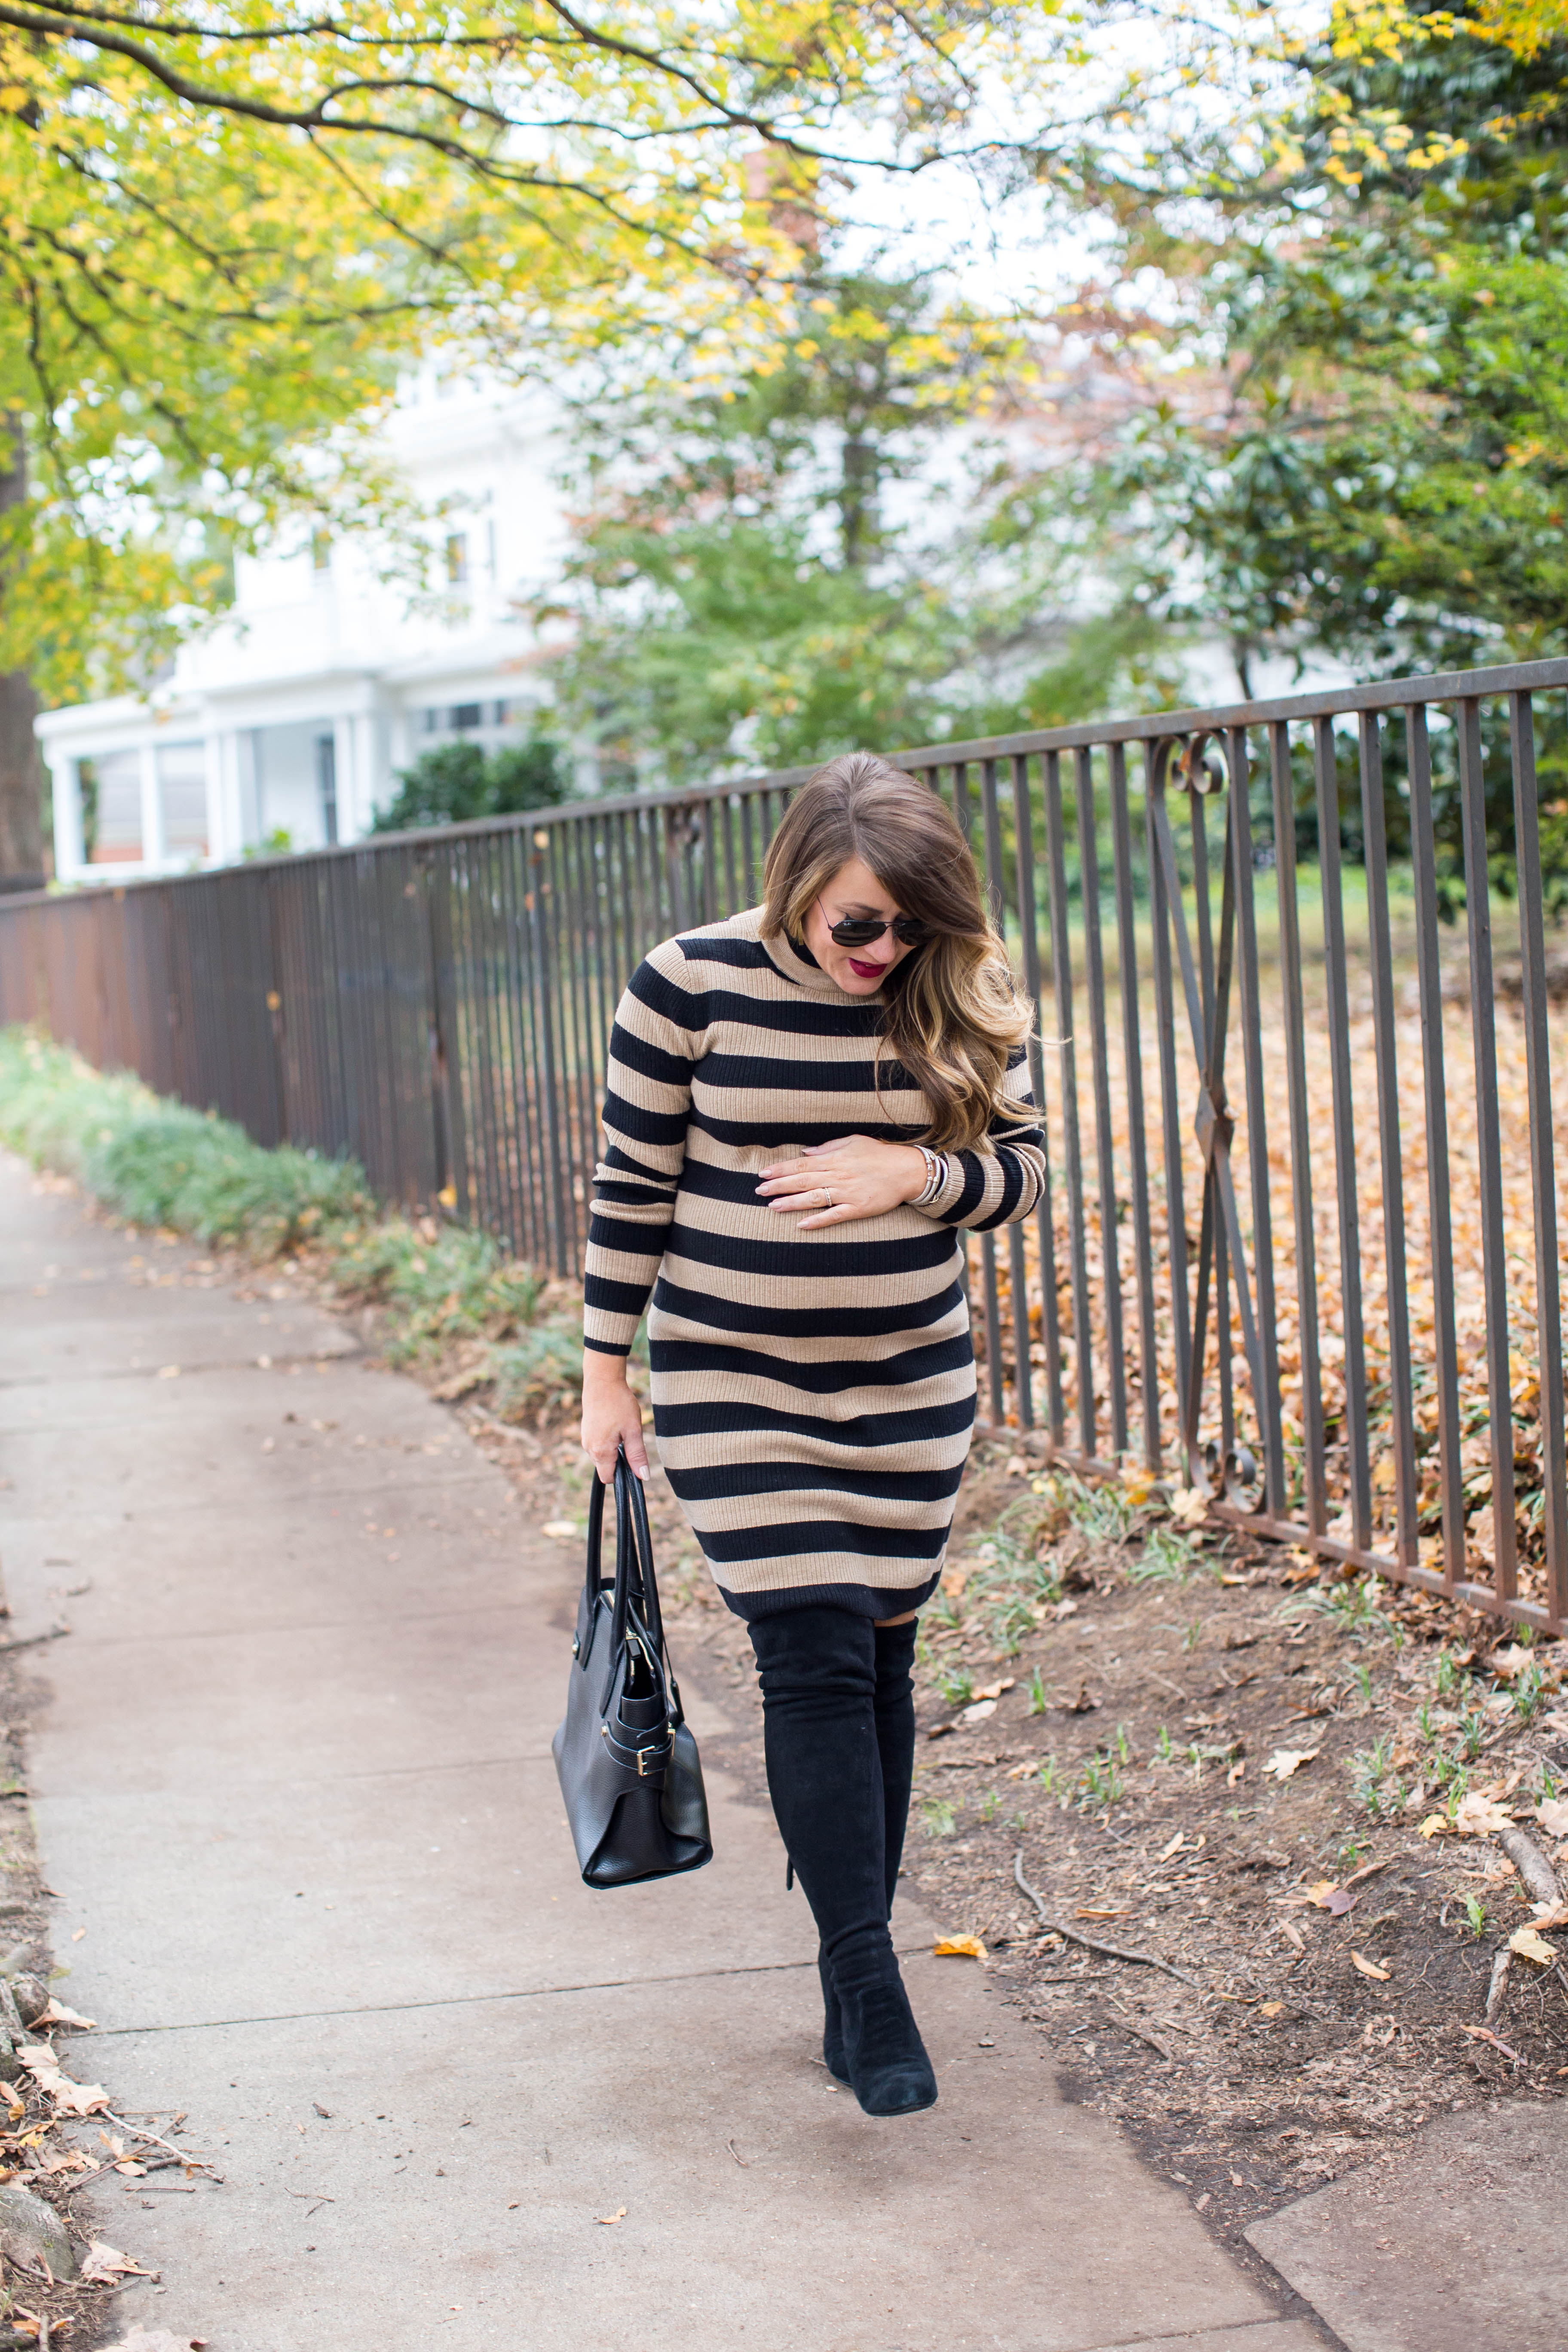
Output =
[
  {"x1": 616, "y1": 1452, "x2": 665, "y2": 1657},
  {"x1": 584, "y1": 1466, "x2": 609, "y2": 1610},
  {"x1": 585, "y1": 1449, "x2": 683, "y2": 1729},
  {"x1": 616, "y1": 1452, "x2": 687, "y2": 1732}
]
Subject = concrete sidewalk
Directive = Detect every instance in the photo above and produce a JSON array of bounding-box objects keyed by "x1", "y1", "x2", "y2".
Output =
[{"x1": 0, "y1": 1152, "x2": 1326, "y2": 2352}]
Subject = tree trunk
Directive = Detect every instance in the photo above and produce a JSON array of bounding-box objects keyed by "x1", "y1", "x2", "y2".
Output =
[{"x1": 0, "y1": 422, "x2": 47, "y2": 894}]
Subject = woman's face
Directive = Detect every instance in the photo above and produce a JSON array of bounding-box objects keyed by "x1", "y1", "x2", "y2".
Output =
[{"x1": 802, "y1": 854, "x2": 920, "y2": 997}]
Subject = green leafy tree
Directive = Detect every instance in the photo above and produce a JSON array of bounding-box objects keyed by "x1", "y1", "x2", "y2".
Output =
[
  {"x1": 1044, "y1": 5, "x2": 1568, "y2": 900},
  {"x1": 372, "y1": 738, "x2": 568, "y2": 833},
  {"x1": 1095, "y1": 6, "x2": 1568, "y2": 682},
  {"x1": 536, "y1": 266, "x2": 1183, "y2": 778},
  {"x1": 3, "y1": 0, "x2": 1096, "y2": 883}
]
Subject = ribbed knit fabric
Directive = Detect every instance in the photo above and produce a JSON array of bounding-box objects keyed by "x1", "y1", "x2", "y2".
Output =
[{"x1": 582, "y1": 907, "x2": 1047, "y2": 1618}]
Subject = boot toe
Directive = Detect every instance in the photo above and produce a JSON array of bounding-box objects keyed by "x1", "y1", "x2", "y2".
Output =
[{"x1": 854, "y1": 2058, "x2": 937, "y2": 2117}]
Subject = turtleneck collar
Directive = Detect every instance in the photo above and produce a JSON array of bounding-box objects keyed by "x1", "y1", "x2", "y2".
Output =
[{"x1": 761, "y1": 925, "x2": 885, "y2": 1006}]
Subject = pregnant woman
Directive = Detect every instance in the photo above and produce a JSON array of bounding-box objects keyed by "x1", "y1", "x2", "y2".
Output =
[{"x1": 580, "y1": 751, "x2": 1047, "y2": 2118}]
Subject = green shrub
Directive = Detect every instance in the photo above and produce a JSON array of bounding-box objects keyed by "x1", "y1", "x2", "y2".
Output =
[{"x1": 371, "y1": 738, "x2": 567, "y2": 833}]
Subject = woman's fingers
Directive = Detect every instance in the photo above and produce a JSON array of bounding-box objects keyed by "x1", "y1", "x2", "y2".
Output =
[{"x1": 756, "y1": 1167, "x2": 827, "y2": 1197}]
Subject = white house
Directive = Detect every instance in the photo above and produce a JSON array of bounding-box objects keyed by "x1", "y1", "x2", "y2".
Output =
[{"x1": 40, "y1": 369, "x2": 570, "y2": 883}]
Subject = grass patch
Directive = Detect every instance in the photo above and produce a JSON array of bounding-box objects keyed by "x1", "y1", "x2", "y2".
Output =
[{"x1": 0, "y1": 1028, "x2": 584, "y2": 1414}]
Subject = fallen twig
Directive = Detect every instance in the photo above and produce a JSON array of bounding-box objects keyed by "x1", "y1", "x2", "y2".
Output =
[
  {"x1": 1461, "y1": 2021, "x2": 1523, "y2": 2065},
  {"x1": 1485, "y1": 1948, "x2": 1511, "y2": 2025},
  {"x1": 1106, "y1": 1995, "x2": 1175, "y2": 2060},
  {"x1": 1496, "y1": 1826, "x2": 1565, "y2": 1911},
  {"x1": 1013, "y1": 1852, "x2": 1207, "y2": 1990},
  {"x1": 104, "y1": 2110, "x2": 215, "y2": 2173}
]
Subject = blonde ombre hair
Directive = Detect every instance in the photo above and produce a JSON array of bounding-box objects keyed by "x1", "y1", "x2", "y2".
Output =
[{"x1": 761, "y1": 752, "x2": 1033, "y2": 1151}]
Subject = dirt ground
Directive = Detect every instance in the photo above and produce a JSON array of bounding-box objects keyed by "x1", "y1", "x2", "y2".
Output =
[{"x1": 447, "y1": 1385, "x2": 1568, "y2": 2270}]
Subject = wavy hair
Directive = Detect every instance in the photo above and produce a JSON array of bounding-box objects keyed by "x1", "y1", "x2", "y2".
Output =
[{"x1": 761, "y1": 752, "x2": 1033, "y2": 1151}]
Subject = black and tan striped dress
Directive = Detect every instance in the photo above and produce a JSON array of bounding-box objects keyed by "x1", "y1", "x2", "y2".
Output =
[{"x1": 582, "y1": 908, "x2": 1047, "y2": 1619}]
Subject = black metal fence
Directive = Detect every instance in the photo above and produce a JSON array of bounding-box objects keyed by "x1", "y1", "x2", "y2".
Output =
[{"x1": 3, "y1": 656, "x2": 1566, "y2": 1634}]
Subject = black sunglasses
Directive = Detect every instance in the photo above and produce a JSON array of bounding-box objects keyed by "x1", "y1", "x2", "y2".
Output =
[{"x1": 824, "y1": 910, "x2": 933, "y2": 949}]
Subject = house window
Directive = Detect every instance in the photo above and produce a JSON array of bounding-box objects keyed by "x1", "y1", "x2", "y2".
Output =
[
  {"x1": 159, "y1": 740, "x2": 208, "y2": 858},
  {"x1": 88, "y1": 749, "x2": 143, "y2": 863},
  {"x1": 451, "y1": 704, "x2": 481, "y2": 732},
  {"x1": 445, "y1": 531, "x2": 469, "y2": 586}
]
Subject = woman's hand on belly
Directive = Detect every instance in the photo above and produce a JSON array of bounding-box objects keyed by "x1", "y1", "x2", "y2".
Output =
[{"x1": 755, "y1": 1134, "x2": 928, "y2": 1229}]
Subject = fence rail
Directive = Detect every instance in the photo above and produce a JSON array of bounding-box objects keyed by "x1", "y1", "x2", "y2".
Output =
[{"x1": 4, "y1": 656, "x2": 1567, "y2": 1634}]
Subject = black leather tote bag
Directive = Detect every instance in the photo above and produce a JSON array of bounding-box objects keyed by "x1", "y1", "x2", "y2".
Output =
[{"x1": 552, "y1": 1449, "x2": 713, "y2": 1889}]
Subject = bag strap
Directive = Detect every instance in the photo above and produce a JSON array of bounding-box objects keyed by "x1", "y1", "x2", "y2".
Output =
[
  {"x1": 584, "y1": 1468, "x2": 609, "y2": 1610},
  {"x1": 615, "y1": 1451, "x2": 688, "y2": 1731},
  {"x1": 587, "y1": 1449, "x2": 683, "y2": 1729},
  {"x1": 616, "y1": 1452, "x2": 664, "y2": 1654}
]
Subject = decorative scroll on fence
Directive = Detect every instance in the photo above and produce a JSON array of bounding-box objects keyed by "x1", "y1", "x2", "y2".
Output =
[{"x1": 4, "y1": 658, "x2": 1566, "y2": 1633}]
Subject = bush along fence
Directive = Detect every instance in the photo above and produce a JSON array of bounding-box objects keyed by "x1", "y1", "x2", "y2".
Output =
[{"x1": 3, "y1": 656, "x2": 1567, "y2": 1636}]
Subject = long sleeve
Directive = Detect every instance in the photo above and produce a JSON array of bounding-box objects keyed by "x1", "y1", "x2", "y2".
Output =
[
  {"x1": 910, "y1": 1046, "x2": 1047, "y2": 1233},
  {"x1": 582, "y1": 943, "x2": 700, "y2": 1355}
]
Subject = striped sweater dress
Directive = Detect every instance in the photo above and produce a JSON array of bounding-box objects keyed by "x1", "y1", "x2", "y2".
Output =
[{"x1": 582, "y1": 908, "x2": 1048, "y2": 1619}]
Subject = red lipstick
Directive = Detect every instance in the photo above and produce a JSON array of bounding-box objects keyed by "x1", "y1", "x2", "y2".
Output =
[{"x1": 847, "y1": 956, "x2": 886, "y2": 980}]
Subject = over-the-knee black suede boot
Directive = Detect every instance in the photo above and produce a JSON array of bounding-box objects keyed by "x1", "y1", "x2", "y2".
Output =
[
  {"x1": 749, "y1": 1605, "x2": 936, "y2": 2118},
  {"x1": 821, "y1": 1616, "x2": 919, "y2": 2082}
]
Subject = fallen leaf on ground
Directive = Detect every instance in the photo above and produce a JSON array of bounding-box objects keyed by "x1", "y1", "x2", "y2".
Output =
[
  {"x1": 970, "y1": 1679, "x2": 1016, "y2": 1703},
  {"x1": 594, "y1": 2207, "x2": 627, "y2": 2226},
  {"x1": 1537, "y1": 1796, "x2": 1568, "y2": 1839},
  {"x1": 1075, "y1": 1908, "x2": 1132, "y2": 1920},
  {"x1": 1351, "y1": 1950, "x2": 1392, "y2": 1981},
  {"x1": 17, "y1": 2044, "x2": 109, "y2": 2114},
  {"x1": 34, "y1": 1999, "x2": 95, "y2": 2029},
  {"x1": 960, "y1": 1698, "x2": 997, "y2": 1724},
  {"x1": 933, "y1": 1936, "x2": 988, "y2": 1960},
  {"x1": 541, "y1": 1521, "x2": 579, "y2": 1541},
  {"x1": 1066, "y1": 1683, "x2": 1100, "y2": 1714},
  {"x1": 1278, "y1": 1919, "x2": 1307, "y2": 1954},
  {"x1": 1158, "y1": 1831, "x2": 1186, "y2": 1861},
  {"x1": 1488, "y1": 1644, "x2": 1537, "y2": 1681},
  {"x1": 1259, "y1": 2000, "x2": 1285, "y2": 2018},
  {"x1": 1170, "y1": 1486, "x2": 1208, "y2": 1526},
  {"x1": 80, "y1": 2242, "x2": 157, "y2": 2282},
  {"x1": 1531, "y1": 1902, "x2": 1568, "y2": 1929},
  {"x1": 1308, "y1": 1881, "x2": 1357, "y2": 1917},
  {"x1": 1419, "y1": 1813, "x2": 1449, "y2": 1839},
  {"x1": 1264, "y1": 1749, "x2": 1319, "y2": 1782},
  {"x1": 1508, "y1": 1925, "x2": 1559, "y2": 1966},
  {"x1": 1455, "y1": 1792, "x2": 1512, "y2": 1836}
]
